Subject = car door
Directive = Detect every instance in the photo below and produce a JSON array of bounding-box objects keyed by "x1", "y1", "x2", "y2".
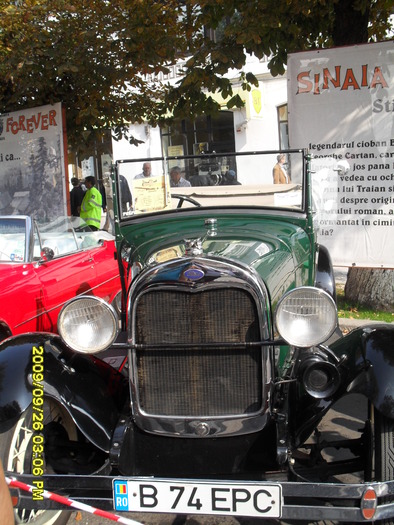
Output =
[
  {"x1": 0, "y1": 262, "x2": 43, "y2": 337},
  {"x1": 86, "y1": 236, "x2": 120, "y2": 304},
  {"x1": 34, "y1": 230, "x2": 98, "y2": 333}
]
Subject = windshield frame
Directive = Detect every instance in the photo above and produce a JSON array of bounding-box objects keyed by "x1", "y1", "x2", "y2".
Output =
[{"x1": 112, "y1": 149, "x2": 309, "y2": 224}]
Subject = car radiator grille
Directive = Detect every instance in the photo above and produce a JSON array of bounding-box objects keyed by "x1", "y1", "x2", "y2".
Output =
[{"x1": 134, "y1": 288, "x2": 262, "y2": 417}]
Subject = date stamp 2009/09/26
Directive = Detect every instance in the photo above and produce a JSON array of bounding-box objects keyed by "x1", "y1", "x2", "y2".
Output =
[{"x1": 31, "y1": 345, "x2": 45, "y2": 501}]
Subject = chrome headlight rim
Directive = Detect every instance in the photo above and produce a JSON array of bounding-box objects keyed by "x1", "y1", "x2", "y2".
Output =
[
  {"x1": 275, "y1": 286, "x2": 337, "y2": 348},
  {"x1": 58, "y1": 295, "x2": 119, "y2": 354},
  {"x1": 111, "y1": 290, "x2": 123, "y2": 315}
]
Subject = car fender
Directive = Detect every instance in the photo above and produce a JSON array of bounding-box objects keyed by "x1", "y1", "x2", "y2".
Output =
[
  {"x1": 0, "y1": 333, "x2": 128, "y2": 452},
  {"x1": 293, "y1": 324, "x2": 394, "y2": 445},
  {"x1": 333, "y1": 324, "x2": 394, "y2": 418},
  {"x1": 315, "y1": 244, "x2": 336, "y2": 300}
]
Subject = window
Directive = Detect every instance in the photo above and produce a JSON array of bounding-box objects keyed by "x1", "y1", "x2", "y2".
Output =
[
  {"x1": 161, "y1": 112, "x2": 235, "y2": 157},
  {"x1": 277, "y1": 104, "x2": 289, "y2": 149}
]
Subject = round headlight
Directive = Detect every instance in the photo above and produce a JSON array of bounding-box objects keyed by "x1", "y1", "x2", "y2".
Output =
[
  {"x1": 58, "y1": 296, "x2": 119, "y2": 354},
  {"x1": 275, "y1": 287, "x2": 337, "y2": 347}
]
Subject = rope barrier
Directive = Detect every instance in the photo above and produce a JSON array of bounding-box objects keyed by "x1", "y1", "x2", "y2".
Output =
[{"x1": 6, "y1": 477, "x2": 143, "y2": 525}]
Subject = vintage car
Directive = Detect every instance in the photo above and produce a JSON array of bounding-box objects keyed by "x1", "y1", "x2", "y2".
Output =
[
  {"x1": 1, "y1": 149, "x2": 394, "y2": 525},
  {"x1": 0, "y1": 215, "x2": 121, "y2": 341}
]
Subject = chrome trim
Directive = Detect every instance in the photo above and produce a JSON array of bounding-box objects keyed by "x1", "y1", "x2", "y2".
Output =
[
  {"x1": 58, "y1": 295, "x2": 119, "y2": 354},
  {"x1": 127, "y1": 256, "x2": 273, "y2": 438},
  {"x1": 204, "y1": 217, "x2": 218, "y2": 237},
  {"x1": 14, "y1": 473, "x2": 394, "y2": 521},
  {"x1": 184, "y1": 238, "x2": 203, "y2": 256}
]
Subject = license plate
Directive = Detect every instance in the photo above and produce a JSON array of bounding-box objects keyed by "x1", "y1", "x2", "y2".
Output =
[{"x1": 113, "y1": 479, "x2": 282, "y2": 518}]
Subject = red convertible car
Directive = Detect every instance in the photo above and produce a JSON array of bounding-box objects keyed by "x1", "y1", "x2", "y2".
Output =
[{"x1": 0, "y1": 215, "x2": 120, "y2": 341}]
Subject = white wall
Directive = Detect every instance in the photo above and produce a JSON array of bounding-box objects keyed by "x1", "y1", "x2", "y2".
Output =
[
  {"x1": 234, "y1": 76, "x2": 287, "y2": 155},
  {"x1": 112, "y1": 57, "x2": 288, "y2": 178},
  {"x1": 112, "y1": 123, "x2": 162, "y2": 166}
]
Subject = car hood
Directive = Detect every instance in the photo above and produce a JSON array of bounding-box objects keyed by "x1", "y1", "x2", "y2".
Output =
[{"x1": 120, "y1": 212, "x2": 313, "y2": 305}]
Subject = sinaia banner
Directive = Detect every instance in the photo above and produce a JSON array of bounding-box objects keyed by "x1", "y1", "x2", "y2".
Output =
[
  {"x1": 288, "y1": 41, "x2": 393, "y2": 268},
  {"x1": 0, "y1": 103, "x2": 67, "y2": 221}
]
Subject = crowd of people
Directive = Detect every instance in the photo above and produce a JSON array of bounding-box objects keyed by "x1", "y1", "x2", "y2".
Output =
[
  {"x1": 70, "y1": 153, "x2": 294, "y2": 228},
  {"x1": 69, "y1": 160, "x2": 245, "y2": 228}
]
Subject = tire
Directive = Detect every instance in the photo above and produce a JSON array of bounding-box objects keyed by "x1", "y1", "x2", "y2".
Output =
[
  {"x1": 0, "y1": 398, "x2": 77, "y2": 525},
  {"x1": 374, "y1": 407, "x2": 394, "y2": 525}
]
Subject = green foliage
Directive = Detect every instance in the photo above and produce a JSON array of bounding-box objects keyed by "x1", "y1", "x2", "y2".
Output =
[
  {"x1": 0, "y1": 0, "x2": 392, "y2": 152},
  {"x1": 0, "y1": 0, "x2": 187, "y2": 151}
]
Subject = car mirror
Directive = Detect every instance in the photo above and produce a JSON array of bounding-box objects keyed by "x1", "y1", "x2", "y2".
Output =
[{"x1": 40, "y1": 246, "x2": 55, "y2": 262}]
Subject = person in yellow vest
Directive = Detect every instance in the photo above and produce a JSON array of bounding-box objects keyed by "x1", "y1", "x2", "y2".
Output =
[{"x1": 80, "y1": 176, "x2": 102, "y2": 230}]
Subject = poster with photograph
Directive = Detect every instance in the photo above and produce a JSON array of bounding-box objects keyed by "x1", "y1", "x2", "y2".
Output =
[{"x1": 0, "y1": 103, "x2": 67, "y2": 221}]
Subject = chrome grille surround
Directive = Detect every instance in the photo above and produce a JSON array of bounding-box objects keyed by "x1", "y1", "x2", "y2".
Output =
[{"x1": 128, "y1": 256, "x2": 273, "y2": 438}]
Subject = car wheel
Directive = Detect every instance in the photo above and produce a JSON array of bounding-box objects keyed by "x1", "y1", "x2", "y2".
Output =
[
  {"x1": 374, "y1": 406, "x2": 394, "y2": 525},
  {"x1": 0, "y1": 399, "x2": 76, "y2": 525}
]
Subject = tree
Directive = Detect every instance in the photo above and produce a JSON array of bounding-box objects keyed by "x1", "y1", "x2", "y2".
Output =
[
  {"x1": 0, "y1": 1, "x2": 392, "y2": 152},
  {"x1": 176, "y1": 0, "x2": 392, "y2": 311},
  {"x1": 27, "y1": 136, "x2": 63, "y2": 221},
  {"x1": 0, "y1": 0, "x2": 392, "y2": 308},
  {"x1": 0, "y1": 0, "x2": 190, "y2": 152},
  {"x1": 164, "y1": 0, "x2": 392, "y2": 114},
  {"x1": 345, "y1": 268, "x2": 393, "y2": 312}
]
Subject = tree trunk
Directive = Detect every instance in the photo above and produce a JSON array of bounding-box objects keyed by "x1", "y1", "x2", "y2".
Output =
[
  {"x1": 332, "y1": 0, "x2": 370, "y2": 46},
  {"x1": 345, "y1": 268, "x2": 394, "y2": 312}
]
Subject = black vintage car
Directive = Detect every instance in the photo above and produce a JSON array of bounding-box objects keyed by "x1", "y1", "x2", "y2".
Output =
[{"x1": 1, "y1": 149, "x2": 394, "y2": 524}]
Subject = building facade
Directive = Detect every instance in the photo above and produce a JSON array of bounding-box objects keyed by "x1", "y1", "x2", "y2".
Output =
[{"x1": 68, "y1": 54, "x2": 288, "y2": 184}]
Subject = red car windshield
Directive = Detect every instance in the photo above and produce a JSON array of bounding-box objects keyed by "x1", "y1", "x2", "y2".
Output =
[{"x1": 0, "y1": 217, "x2": 27, "y2": 262}]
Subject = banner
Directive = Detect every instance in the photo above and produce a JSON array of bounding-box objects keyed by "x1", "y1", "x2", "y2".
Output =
[
  {"x1": 0, "y1": 103, "x2": 67, "y2": 221},
  {"x1": 288, "y1": 41, "x2": 393, "y2": 268}
]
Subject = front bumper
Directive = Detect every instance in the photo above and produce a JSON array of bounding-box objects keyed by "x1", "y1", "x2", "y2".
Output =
[{"x1": 8, "y1": 473, "x2": 394, "y2": 522}]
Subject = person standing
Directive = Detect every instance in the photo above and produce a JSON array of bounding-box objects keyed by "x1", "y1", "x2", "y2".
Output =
[
  {"x1": 273, "y1": 154, "x2": 290, "y2": 184},
  {"x1": 170, "y1": 166, "x2": 191, "y2": 187},
  {"x1": 0, "y1": 461, "x2": 14, "y2": 524},
  {"x1": 134, "y1": 162, "x2": 152, "y2": 179},
  {"x1": 119, "y1": 174, "x2": 132, "y2": 212},
  {"x1": 80, "y1": 176, "x2": 102, "y2": 230},
  {"x1": 190, "y1": 171, "x2": 205, "y2": 186},
  {"x1": 70, "y1": 177, "x2": 86, "y2": 217},
  {"x1": 222, "y1": 169, "x2": 241, "y2": 185}
]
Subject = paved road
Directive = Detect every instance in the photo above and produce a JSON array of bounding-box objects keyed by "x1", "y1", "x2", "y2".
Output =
[{"x1": 63, "y1": 393, "x2": 366, "y2": 525}]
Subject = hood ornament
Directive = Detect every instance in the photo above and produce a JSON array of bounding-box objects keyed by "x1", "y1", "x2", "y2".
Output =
[{"x1": 184, "y1": 238, "x2": 203, "y2": 256}]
